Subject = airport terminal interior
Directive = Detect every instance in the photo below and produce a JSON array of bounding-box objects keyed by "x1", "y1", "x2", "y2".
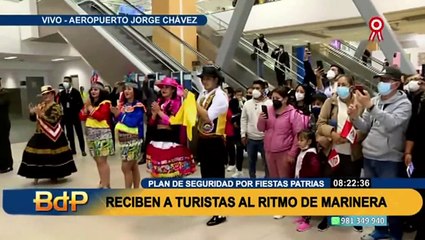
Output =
[{"x1": 1, "y1": 0, "x2": 425, "y2": 239}]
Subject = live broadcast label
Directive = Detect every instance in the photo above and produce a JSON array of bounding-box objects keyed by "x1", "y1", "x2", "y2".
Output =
[{"x1": 2, "y1": 189, "x2": 422, "y2": 216}]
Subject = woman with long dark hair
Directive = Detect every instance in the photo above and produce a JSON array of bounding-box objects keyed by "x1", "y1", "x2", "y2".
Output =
[
  {"x1": 18, "y1": 85, "x2": 77, "y2": 183},
  {"x1": 80, "y1": 80, "x2": 114, "y2": 188},
  {"x1": 146, "y1": 77, "x2": 196, "y2": 177},
  {"x1": 111, "y1": 77, "x2": 145, "y2": 188}
]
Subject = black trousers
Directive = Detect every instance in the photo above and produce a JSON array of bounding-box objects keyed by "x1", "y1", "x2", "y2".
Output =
[
  {"x1": 412, "y1": 170, "x2": 425, "y2": 240},
  {"x1": 275, "y1": 68, "x2": 286, "y2": 86},
  {"x1": 226, "y1": 136, "x2": 244, "y2": 169},
  {"x1": 0, "y1": 124, "x2": 13, "y2": 170},
  {"x1": 198, "y1": 136, "x2": 226, "y2": 178},
  {"x1": 64, "y1": 115, "x2": 85, "y2": 153}
]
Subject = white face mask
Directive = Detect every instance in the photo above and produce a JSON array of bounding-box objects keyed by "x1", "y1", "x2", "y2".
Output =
[
  {"x1": 295, "y1": 92, "x2": 305, "y2": 102},
  {"x1": 406, "y1": 80, "x2": 420, "y2": 93},
  {"x1": 326, "y1": 70, "x2": 336, "y2": 80},
  {"x1": 63, "y1": 82, "x2": 70, "y2": 89},
  {"x1": 252, "y1": 89, "x2": 262, "y2": 99}
]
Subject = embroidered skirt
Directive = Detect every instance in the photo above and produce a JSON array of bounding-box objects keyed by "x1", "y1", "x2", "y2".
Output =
[
  {"x1": 146, "y1": 129, "x2": 196, "y2": 178},
  {"x1": 86, "y1": 127, "x2": 114, "y2": 157},
  {"x1": 117, "y1": 131, "x2": 143, "y2": 161},
  {"x1": 18, "y1": 132, "x2": 77, "y2": 179}
]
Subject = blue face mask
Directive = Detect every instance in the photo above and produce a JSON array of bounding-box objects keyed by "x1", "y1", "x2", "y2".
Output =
[
  {"x1": 336, "y1": 86, "x2": 350, "y2": 99},
  {"x1": 377, "y1": 82, "x2": 393, "y2": 96}
]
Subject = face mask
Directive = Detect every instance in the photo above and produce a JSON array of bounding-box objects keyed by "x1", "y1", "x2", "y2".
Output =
[
  {"x1": 377, "y1": 82, "x2": 393, "y2": 96},
  {"x1": 63, "y1": 82, "x2": 70, "y2": 89},
  {"x1": 246, "y1": 95, "x2": 252, "y2": 100},
  {"x1": 311, "y1": 106, "x2": 321, "y2": 117},
  {"x1": 272, "y1": 100, "x2": 283, "y2": 109},
  {"x1": 326, "y1": 70, "x2": 336, "y2": 80},
  {"x1": 295, "y1": 92, "x2": 305, "y2": 102},
  {"x1": 336, "y1": 86, "x2": 350, "y2": 99},
  {"x1": 407, "y1": 81, "x2": 420, "y2": 93},
  {"x1": 252, "y1": 89, "x2": 262, "y2": 99}
]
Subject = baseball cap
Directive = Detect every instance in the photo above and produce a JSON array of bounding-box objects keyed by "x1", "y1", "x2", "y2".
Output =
[{"x1": 374, "y1": 66, "x2": 402, "y2": 80}]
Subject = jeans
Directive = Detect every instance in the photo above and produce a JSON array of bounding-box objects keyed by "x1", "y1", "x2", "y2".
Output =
[
  {"x1": 247, "y1": 139, "x2": 268, "y2": 178},
  {"x1": 364, "y1": 158, "x2": 403, "y2": 240},
  {"x1": 256, "y1": 56, "x2": 264, "y2": 78}
]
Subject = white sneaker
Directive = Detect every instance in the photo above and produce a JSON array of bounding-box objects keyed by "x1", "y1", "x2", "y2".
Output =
[
  {"x1": 232, "y1": 171, "x2": 243, "y2": 178},
  {"x1": 273, "y1": 215, "x2": 284, "y2": 219},
  {"x1": 227, "y1": 165, "x2": 236, "y2": 172}
]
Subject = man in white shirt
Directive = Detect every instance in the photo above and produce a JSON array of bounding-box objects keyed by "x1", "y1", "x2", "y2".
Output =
[
  {"x1": 241, "y1": 80, "x2": 272, "y2": 178},
  {"x1": 196, "y1": 65, "x2": 229, "y2": 226}
]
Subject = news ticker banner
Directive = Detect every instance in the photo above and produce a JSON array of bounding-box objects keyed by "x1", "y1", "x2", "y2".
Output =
[
  {"x1": 2, "y1": 180, "x2": 423, "y2": 216},
  {"x1": 0, "y1": 15, "x2": 207, "y2": 26}
]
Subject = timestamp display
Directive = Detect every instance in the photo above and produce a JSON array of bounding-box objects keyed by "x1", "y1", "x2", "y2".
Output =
[
  {"x1": 331, "y1": 178, "x2": 371, "y2": 188},
  {"x1": 330, "y1": 216, "x2": 387, "y2": 227}
]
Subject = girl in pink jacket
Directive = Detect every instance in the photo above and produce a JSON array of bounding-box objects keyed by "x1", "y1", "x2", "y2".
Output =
[{"x1": 257, "y1": 87, "x2": 306, "y2": 179}]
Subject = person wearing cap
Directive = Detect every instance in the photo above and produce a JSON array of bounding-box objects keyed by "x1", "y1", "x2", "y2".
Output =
[
  {"x1": 0, "y1": 78, "x2": 13, "y2": 174},
  {"x1": 80, "y1": 80, "x2": 114, "y2": 189},
  {"x1": 146, "y1": 77, "x2": 196, "y2": 178},
  {"x1": 349, "y1": 66, "x2": 411, "y2": 240},
  {"x1": 196, "y1": 65, "x2": 229, "y2": 226},
  {"x1": 110, "y1": 77, "x2": 145, "y2": 188},
  {"x1": 17, "y1": 85, "x2": 77, "y2": 184},
  {"x1": 59, "y1": 76, "x2": 86, "y2": 156}
]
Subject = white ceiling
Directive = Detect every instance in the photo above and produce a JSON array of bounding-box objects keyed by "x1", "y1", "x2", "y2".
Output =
[{"x1": 0, "y1": 53, "x2": 81, "y2": 63}]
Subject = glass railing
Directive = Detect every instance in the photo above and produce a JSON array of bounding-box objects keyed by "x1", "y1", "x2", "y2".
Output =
[
  {"x1": 198, "y1": 7, "x2": 304, "y2": 80},
  {"x1": 338, "y1": 40, "x2": 385, "y2": 69},
  {"x1": 86, "y1": 0, "x2": 249, "y2": 89},
  {"x1": 200, "y1": 0, "x2": 283, "y2": 14}
]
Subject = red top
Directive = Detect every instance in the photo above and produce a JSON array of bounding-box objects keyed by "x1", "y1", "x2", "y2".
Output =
[
  {"x1": 80, "y1": 101, "x2": 112, "y2": 127},
  {"x1": 225, "y1": 108, "x2": 234, "y2": 137},
  {"x1": 298, "y1": 152, "x2": 321, "y2": 178}
]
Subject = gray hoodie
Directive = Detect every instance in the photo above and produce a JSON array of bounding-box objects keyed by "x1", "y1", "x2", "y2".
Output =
[{"x1": 353, "y1": 91, "x2": 412, "y2": 162}]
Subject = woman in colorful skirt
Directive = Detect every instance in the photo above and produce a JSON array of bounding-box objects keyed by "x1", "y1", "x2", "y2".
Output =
[
  {"x1": 111, "y1": 77, "x2": 145, "y2": 188},
  {"x1": 18, "y1": 85, "x2": 77, "y2": 184},
  {"x1": 80, "y1": 80, "x2": 114, "y2": 189},
  {"x1": 146, "y1": 77, "x2": 196, "y2": 178}
]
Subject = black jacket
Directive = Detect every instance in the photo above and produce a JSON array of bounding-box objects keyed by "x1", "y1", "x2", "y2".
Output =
[
  {"x1": 253, "y1": 38, "x2": 269, "y2": 53},
  {"x1": 0, "y1": 89, "x2": 11, "y2": 132},
  {"x1": 59, "y1": 88, "x2": 84, "y2": 117},
  {"x1": 271, "y1": 48, "x2": 290, "y2": 70},
  {"x1": 406, "y1": 92, "x2": 425, "y2": 172}
]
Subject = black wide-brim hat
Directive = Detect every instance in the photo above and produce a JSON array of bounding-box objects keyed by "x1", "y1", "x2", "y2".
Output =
[{"x1": 197, "y1": 65, "x2": 221, "y2": 79}]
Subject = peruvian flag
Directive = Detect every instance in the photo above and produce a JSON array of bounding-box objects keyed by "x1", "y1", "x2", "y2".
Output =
[
  {"x1": 90, "y1": 70, "x2": 99, "y2": 84},
  {"x1": 340, "y1": 120, "x2": 357, "y2": 144},
  {"x1": 328, "y1": 148, "x2": 340, "y2": 168}
]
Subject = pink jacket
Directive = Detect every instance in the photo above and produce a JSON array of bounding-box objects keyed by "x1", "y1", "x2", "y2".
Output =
[{"x1": 257, "y1": 105, "x2": 304, "y2": 157}]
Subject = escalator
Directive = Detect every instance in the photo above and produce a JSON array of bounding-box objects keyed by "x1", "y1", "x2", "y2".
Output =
[
  {"x1": 37, "y1": 0, "x2": 247, "y2": 91},
  {"x1": 196, "y1": 8, "x2": 304, "y2": 87}
]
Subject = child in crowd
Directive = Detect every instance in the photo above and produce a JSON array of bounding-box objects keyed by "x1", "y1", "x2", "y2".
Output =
[{"x1": 294, "y1": 130, "x2": 320, "y2": 232}]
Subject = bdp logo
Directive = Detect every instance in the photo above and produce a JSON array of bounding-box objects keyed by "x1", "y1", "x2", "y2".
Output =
[{"x1": 33, "y1": 191, "x2": 88, "y2": 212}]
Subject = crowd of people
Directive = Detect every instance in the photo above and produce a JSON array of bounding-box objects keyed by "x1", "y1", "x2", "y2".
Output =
[{"x1": 0, "y1": 47, "x2": 424, "y2": 239}]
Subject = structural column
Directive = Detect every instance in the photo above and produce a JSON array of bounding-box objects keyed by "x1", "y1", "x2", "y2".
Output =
[
  {"x1": 352, "y1": 0, "x2": 416, "y2": 74},
  {"x1": 353, "y1": 40, "x2": 369, "y2": 59},
  {"x1": 152, "y1": 0, "x2": 197, "y2": 70},
  {"x1": 215, "y1": 0, "x2": 256, "y2": 69}
]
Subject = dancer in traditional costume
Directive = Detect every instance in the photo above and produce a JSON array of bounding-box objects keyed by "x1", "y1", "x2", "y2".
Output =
[
  {"x1": 111, "y1": 76, "x2": 145, "y2": 188},
  {"x1": 146, "y1": 77, "x2": 196, "y2": 178},
  {"x1": 18, "y1": 85, "x2": 77, "y2": 184},
  {"x1": 80, "y1": 80, "x2": 114, "y2": 188}
]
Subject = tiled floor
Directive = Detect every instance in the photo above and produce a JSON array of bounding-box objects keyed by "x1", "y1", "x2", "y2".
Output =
[{"x1": 0, "y1": 141, "x2": 417, "y2": 240}]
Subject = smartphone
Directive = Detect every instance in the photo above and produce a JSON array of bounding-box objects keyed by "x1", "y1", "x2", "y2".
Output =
[
  {"x1": 261, "y1": 105, "x2": 268, "y2": 119},
  {"x1": 421, "y1": 64, "x2": 425, "y2": 78},
  {"x1": 183, "y1": 74, "x2": 192, "y2": 91},
  {"x1": 316, "y1": 60, "x2": 323, "y2": 70},
  {"x1": 148, "y1": 79, "x2": 155, "y2": 89},
  {"x1": 355, "y1": 85, "x2": 364, "y2": 93},
  {"x1": 407, "y1": 163, "x2": 414, "y2": 178}
]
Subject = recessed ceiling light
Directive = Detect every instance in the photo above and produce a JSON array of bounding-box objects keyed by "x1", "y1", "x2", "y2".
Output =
[
  {"x1": 51, "y1": 58, "x2": 65, "y2": 62},
  {"x1": 4, "y1": 56, "x2": 17, "y2": 60}
]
